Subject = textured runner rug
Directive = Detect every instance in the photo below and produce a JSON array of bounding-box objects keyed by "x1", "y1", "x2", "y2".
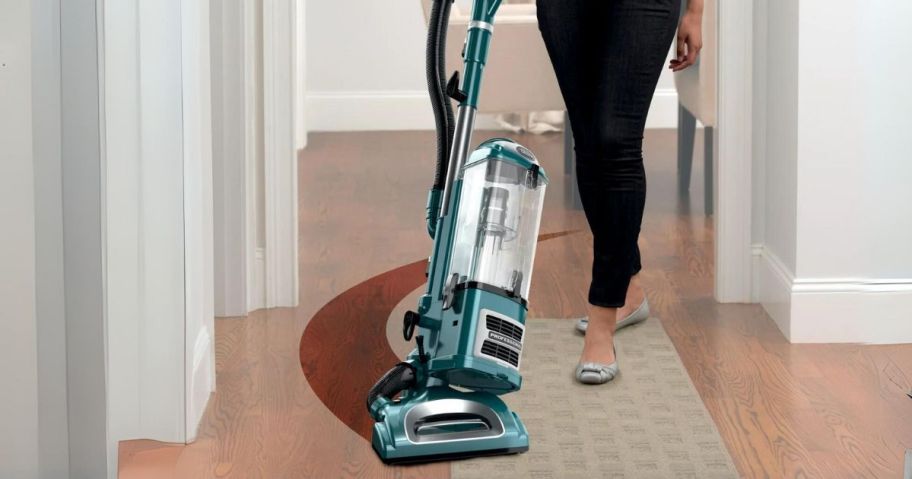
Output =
[{"x1": 450, "y1": 317, "x2": 738, "y2": 479}]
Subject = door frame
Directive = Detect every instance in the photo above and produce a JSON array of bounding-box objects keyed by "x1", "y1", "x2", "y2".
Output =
[{"x1": 715, "y1": 1, "x2": 754, "y2": 303}]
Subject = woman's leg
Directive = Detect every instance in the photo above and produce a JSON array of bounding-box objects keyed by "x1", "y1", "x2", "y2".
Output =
[{"x1": 538, "y1": 0, "x2": 679, "y2": 364}]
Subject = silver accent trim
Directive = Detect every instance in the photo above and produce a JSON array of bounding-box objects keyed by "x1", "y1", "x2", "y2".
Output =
[
  {"x1": 404, "y1": 399, "x2": 505, "y2": 444},
  {"x1": 415, "y1": 418, "x2": 488, "y2": 435},
  {"x1": 473, "y1": 309, "x2": 524, "y2": 371},
  {"x1": 468, "y1": 20, "x2": 494, "y2": 33},
  {"x1": 440, "y1": 106, "x2": 476, "y2": 217},
  {"x1": 442, "y1": 273, "x2": 459, "y2": 310}
]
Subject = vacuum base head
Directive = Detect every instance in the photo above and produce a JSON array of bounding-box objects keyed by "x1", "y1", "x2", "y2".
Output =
[
  {"x1": 374, "y1": 444, "x2": 528, "y2": 465},
  {"x1": 371, "y1": 386, "x2": 529, "y2": 464}
]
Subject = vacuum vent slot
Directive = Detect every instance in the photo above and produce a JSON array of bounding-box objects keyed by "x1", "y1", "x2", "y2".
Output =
[
  {"x1": 480, "y1": 340, "x2": 520, "y2": 367},
  {"x1": 414, "y1": 413, "x2": 491, "y2": 437},
  {"x1": 485, "y1": 315, "x2": 523, "y2": 342}
]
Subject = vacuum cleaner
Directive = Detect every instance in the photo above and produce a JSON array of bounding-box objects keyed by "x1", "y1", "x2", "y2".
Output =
[{"x1": 367, "y1": 0, "x2": 549, "y2": 464}]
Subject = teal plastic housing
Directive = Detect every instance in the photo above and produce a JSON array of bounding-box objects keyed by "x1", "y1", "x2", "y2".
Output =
[
  {"x1": 370, "y1": 0, "x2": 553, "y2": 464},
  {"x1": 420, "y1": 138, "x2": 549, "y2": 394},
  {"x1": 371, "y1": 139, "x2": 547, "y2": 463},
  {"x1": 371, "y1": 386, "x2": 529, "y2": 463},
  {"x1": 460, "y1": 0, "x2": 502, "y2": 107},
  {"x1": 429, "y1": 287, "x2": 525, "y2": 392},
  {"x1": 467, "y1": 138, "x2": 551, "y2": 184}
]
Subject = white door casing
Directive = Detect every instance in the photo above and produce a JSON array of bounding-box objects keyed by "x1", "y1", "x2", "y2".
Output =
[{"x1": 715, "y1": 0, "x2": 754, "y2": 303}]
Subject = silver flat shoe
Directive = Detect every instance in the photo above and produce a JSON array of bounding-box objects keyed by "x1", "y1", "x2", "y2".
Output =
[
  {"x1": 575, "y1": 298, "x2": 649, "y2": 334},
  {"x1": 575, "y1": 347, "x2": 619, "y2": 385}
]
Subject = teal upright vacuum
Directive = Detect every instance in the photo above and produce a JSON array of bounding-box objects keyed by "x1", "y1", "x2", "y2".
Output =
[{"x1": 367, "y1": 0, "x2": 549, "y2": 464}]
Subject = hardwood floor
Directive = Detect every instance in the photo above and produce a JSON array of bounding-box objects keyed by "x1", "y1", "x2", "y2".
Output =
[{"x1": 119, "y1": 129, "x2": 912, "y2": 479}]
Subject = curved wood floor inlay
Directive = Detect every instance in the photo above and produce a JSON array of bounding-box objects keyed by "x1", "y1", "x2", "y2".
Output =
[{"x1": 300, "y1": 231, "x2": 577, "y2": 441}]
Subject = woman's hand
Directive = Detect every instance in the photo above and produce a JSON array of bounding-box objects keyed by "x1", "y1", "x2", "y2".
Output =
[{"x1": 670, "y1": 5, "x2": 703, "y2": 72}]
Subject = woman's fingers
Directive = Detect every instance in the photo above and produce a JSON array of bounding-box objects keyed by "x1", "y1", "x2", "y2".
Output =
[
  {"x1": 676, "y1": 34, "x2": 686, "y2": 62},
  {"x1": 670, "y1": 38, "x2": 701, "y2": 71},
  {"x1": 672, "y1": 8, "x2": 704, "y2": 71},
  {"x1": 670, "y1": 35, "x2": 685, "y2": 70}
]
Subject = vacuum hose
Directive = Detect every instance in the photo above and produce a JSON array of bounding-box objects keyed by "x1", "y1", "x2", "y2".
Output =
[
  {"x1": 427, "y1": 0, "x2": 454, "y2": 192},
  {"x1": 439, "y1": 1, "x2": 456, "y2": 165},
  {"x1": 366, "y1": 362, "x2": 417, "y2": 415}
]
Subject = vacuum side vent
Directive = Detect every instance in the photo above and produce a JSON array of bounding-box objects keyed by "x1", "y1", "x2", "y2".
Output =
[
  {"x1": 485, "y1": 315, "x2": 523, "y2": 342},
  {"x1": 473, "y1": 309, "x2": 525, "y2": 371},
  {"x1": 480, "y1": 340, "x2": 520, "y2": 367}
]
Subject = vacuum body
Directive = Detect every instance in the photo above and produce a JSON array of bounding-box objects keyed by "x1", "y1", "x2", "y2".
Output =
[{"x1": 368, "y1": 0, "x2": 548, "y2": 463}]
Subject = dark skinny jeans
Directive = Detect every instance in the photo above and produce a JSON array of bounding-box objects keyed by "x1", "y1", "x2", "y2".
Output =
[{"x1": 537, "y1": 0, "x2": 680, "y2": 307}]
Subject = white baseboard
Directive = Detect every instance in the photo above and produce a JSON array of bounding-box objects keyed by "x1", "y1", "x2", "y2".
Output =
[
  {"x1": 305, "y1": 89, "x2": 679, "y2": 132},
  {"x1": 756, "y1": 244, "x2": 912, "y2": 344},
  {"x1": 751, "y1": 243, "x2": 763, "y2": 303},
  {"x1": 250, "y1": 247, "x2": 266, "y2": 311},
  {"x1": 757, "y1": 245, "x2": 794, "y2": 340},
  {"x1": 186, "y1": 327, "x2": 213, "y2": 442},
  {"x1": 790, "y1": 280, "x2": 912, "y2": 344},
  {"x1": 645, "y1": 88, "x2": 679, "y2": 129}
]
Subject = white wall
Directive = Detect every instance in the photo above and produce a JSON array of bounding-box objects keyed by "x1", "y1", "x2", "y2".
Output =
[
  {"x1": 60, "y1": 0, "x2": 110, "y2": 474},
  {"x1": 181, "y1": 0, "x2": 217, "y2": 440},
  {"x1": 754, "y1": 0, "x2": 800, "y2": 328},
  {"x1": 104, "y1": 0, "x2": 216, "y2": 453},
  {"x1": 305, "y1": 0, "x2": 425, "y2": 131},
  {"x1": 212, "y1": 0, "x2": 299, "y2": 315},
  {"x1": 305, "y1": 1, "x2": 678, "y2": 131},
  {"x1": 796, "y1": 1, "x2": 912, "y2": 280},
  {"x1": 104, "y1": 0, "x2": 187, "y2": 446},
  {"x1": 762, "y1": 0, "x2": 799, "y2": 273},
  {"x1": 0, "y1": 1, "x2": 41, "y2": 476},
  {"x1": 262, "y1": 0, "x2": 300, "y2": 308},
  {"x1": 750, "y1": 0, "x2": 767, "y2": 301},
  {"x1": 5, "y1": 1, "x2": 221, "y2": 476},
  {"x1": 295, "y1": 0, "x2": 307, "y2": 148},
  {"x1": 211, "y1": 0, "x2": 263, "y2": 316},
  {"x1": 5, "y1": 1, "x2": 111, "y2": 477},
  {"x1": 755, "y1": 0, "x2": 912, "y2": 343},
  {"x1": 31, "y1": 0, "x2": 71, "y2": 476}
]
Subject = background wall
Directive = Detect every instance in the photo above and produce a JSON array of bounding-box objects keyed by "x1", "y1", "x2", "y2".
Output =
[
  {"x1": 305, "y1": 0, "x2": 678, "y2": 132},
  {"x1": 104, "y1": 0, "x2": 188, "y2": 447},
  {"x1": 295, "y1": 0, "x2": 307, "y2": 148},
  {"x1": 211, "y1": 0, "x2": 267, "y2": 316},
  {"x1": 795, "y1": 1, "x2": 912, "y2": 281},
  {"x1": 212, "y1": 0, "x2": 299, "y2": 315},
  {"x1": 750, "y1": 0, "x2": 767, "y2": 301},
  {"x1": 181, "y1": 0, "x2": 217, "y2": 440},
  {"x1": 60, "y1": 0, "x2": 109, "y2": 473},
  {"x1": 0, "y1": 0, "x2": 41, "y2": 475},
  {"x1": 30, "y1": 0, "x2": 70, "y2": 475},
  {"x1": 754, "y1": 0, "x2": 799, "y2": 326},
  {"x1": 4, "y1": 0, "x2": 111, "y2": 476},
  {"x1": 104, "y1": 0, "x2": 218, "y2": 462},
  {"x1": 3, "y1": 0, "x2": 289, "y2": 475},
  {"x1": 754, "y1": 0, "x2": 912, "y2": 343}
]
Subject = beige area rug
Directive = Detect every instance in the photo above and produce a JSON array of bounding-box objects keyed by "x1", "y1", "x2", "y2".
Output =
[
  {"x1": 387, "y1": 292, "x2": 738, "y2": 478},
  {"x1": 453, "y1": 317, "x2": 738, "y2": 479}
]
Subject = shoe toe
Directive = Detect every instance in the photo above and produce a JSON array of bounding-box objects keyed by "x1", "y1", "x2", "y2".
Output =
[{"x1": 575, "y1": 362, "x2": 618, "y2": 384}]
